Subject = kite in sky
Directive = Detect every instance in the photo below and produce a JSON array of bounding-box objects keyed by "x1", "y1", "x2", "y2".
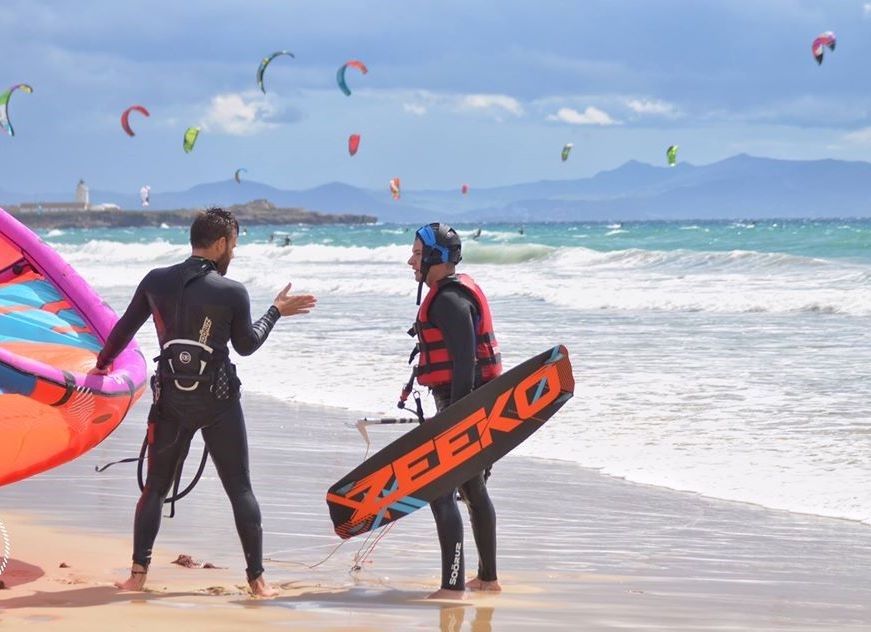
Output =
[
  {"x1": 812, "y1": 31, "x2": 836, "y2": 65},
  {"x1": 121, "y1": 105, "x2": 150, "y2": 137},
  {"x1": 257, "y1": 51, "x2": 295, "y2": 93},
  {"x1": 0, "y1": 83, "x2": 33, "y2": 136},
  {"x1": 183, "y1": 127, "x2": 200, "y2": 153},
  {"x1": 337, "y1": 60, "x2": 368, "y2": 96}
]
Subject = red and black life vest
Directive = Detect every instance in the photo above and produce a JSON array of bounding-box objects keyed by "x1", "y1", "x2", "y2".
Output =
[{"x1": 412, "y1": 273, "x2": 502, "y2": 387}]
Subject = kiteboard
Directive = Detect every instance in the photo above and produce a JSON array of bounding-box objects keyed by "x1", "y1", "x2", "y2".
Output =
[{"x1": 327, "y1": 344, "x2": 574, "y2": 539}]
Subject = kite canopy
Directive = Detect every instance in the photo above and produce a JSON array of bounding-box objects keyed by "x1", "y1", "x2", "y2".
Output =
[
  {"x1": 234, "y1": 168, "x2": 247, "y2": 183},
  {"x1": 561, "y1": 143, "x2": 573, "y2": 162},
  {"x1": 666, "y1": 144, "x2": 679, "y2": 167},
  {"x1": 0, "y1": 83, "x2": 33, "y2": 137},
  {"x1": 348, "y1": 134, "x2": 361, "y2": 156},
  {"x1": 461, "y1": 184, "x2": 469, "y2": 195},
  {"x1": 121, "y1": 105, "x2": 150, "y2": 137},
  {"x1": 0, "y1": 208, "x2": 146, "y2": 486},
  {"x1": 183, "y1": 127, "x2": 200, "y2": 153},
  {"x1": 389, "y1": 177, "x2": 401, "y2": 200},
  {"x1": 812, "y1": 31, "x2": 836, "y2": 65},
  {"x1": 337, "y1": 60, "x2": 368, "y2": 96},
  {"x1": 257, "y1": 50, "x2": 295, "y2": 93}
]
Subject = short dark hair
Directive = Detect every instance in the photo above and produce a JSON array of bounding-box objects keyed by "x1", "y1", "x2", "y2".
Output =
[{"x1": 190, "y1": 207, "x2": 239, "y2": 248}]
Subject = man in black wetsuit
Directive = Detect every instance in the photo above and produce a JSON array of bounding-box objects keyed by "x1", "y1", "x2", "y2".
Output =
[
  {"x1": 405, "y1": 222, "x2": 503, "y2": 599},
  {"x1": 94, "y1": 208, "x2": 316, "y2": 597}
]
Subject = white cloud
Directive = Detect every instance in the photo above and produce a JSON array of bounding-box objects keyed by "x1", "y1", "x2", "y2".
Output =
[
  {"x1": 626, "y1": 98, "x2": 678, "y2": 117},
  {"x1": 403, "y1": 102, "x2": 427, "y2": 116},
  {"x1": 864, "y1": 3, "x2": 871, "y2": 17},
  {"x1": 843, "y1": 127, "x2": 871, "y2": 145},
  {"x1": 387, "y1": 90, "x2": 525, "y2": 119},
  {"x1": 547, "y1": 106, "x2": 618, "y2": 126},
  {"x1": 201, "y1": 92, "x2": 278, "y2": 135},
  {"x1": 458, "y1": 94, "x2": 524, "y2": 116}
]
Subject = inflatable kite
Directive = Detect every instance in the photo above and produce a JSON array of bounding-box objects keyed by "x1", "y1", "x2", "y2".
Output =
[
  {"x1": 667, "y1": 144, "x2": 678, "y2": 167},
  {"x1": 0, "y1": 83, "x2": 33, "y2": 137},
  {"x1": 0, "y1": 209, "x2": 146, "y2": 486},
  {"x1": 183, "y1": 127, "x2": 200, "y2": 153},
  {"x1": 257, "y1": 50, "x2": 295, "y2": 93},
  {"x1": 337, "y1": 60, "x2": 368, "y2": 96},
  {"x1": 812, "y1": 31, "x2": 836, "y2": 65},
  {"x1": 348, "y1": 134, "x2": 360, "y2": 156},
  {"x1": 121, "y1": 105, "x2": 150, "y2": 137}
]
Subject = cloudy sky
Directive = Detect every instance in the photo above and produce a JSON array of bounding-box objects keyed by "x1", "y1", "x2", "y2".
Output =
[{"x1": 2, "y1": 1, "x2": 871, "y2": 195}]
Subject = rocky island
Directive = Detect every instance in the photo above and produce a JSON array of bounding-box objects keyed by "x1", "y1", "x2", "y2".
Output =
[{"x1": 6, "y1": 199, "x2": 377, "y2": 230}]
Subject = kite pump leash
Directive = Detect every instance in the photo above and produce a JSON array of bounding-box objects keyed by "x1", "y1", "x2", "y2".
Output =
[{"x1": 95, "y1": 434, "x2": 209, "y2": 517}]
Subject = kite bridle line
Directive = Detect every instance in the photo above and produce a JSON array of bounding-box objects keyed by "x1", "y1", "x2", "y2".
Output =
[
  {"x1": 342, "y1": 402, "x2": 426, "y2": 571},
  {"x1": 0, "y1": 517, "x2": 10, "y2": 577},
  {"x1": 260, "y1": 405, "x2": 426, "y2": 574},
  {"x1": 263, "y1": 408, "x2": 418, "y2": 573}
]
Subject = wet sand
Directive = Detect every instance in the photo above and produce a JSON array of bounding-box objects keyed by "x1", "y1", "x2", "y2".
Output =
[{"x1": 1, "y1": 393, "x2": 871, "y2": 630}]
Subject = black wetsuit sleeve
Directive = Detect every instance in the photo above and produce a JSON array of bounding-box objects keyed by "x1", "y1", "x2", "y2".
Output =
[
  {"x1": 96, "y1": 274, "x2": 153, "y2": 370},
  {"x1": 429, "y1": 288, "x2": 477, "y2": 405},
  {"x1": 229, "y1": 284, "x2": 281, "y2": 356}
]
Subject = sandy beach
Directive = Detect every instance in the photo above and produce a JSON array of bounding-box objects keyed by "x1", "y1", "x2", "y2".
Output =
[{"x1": 2, "y1": 393, "x2": 871, "y2": 631}]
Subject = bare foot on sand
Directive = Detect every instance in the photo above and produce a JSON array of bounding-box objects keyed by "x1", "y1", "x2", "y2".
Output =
[
  {"x1": 248, "y1": 576, "x2": 280, "y2": 598},
  {"x1": 114, "y1": 563, "x2": 148, "y2": 591},
  {"x1": 467, "y1": 577, "x2": 502, "y2": 592},
  {"x1": 427, "y1": 588, "x2": 467, "y2": 600}
]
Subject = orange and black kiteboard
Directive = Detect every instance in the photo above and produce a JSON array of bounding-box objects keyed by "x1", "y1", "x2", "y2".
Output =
[{"x1": 327, "y1": 344, "x2": 574, "y2": 539}]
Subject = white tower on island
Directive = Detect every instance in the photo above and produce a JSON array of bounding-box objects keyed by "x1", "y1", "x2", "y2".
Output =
[{"x1": 75, "y1": 179, "x2": 90, "y2": 210}]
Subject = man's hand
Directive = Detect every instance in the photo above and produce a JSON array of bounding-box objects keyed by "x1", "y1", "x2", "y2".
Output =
[
  {"x1": 272, "y1": 282, "x2": 317, "y2": 317},
  {"x1": 89, "y1": 365, "x2": 110, "y2": 376}
]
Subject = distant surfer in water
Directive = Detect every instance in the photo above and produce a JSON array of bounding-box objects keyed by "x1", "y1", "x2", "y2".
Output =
[
  {"x1": 93, "y1": 208, "x2": 316, "y2": 597},
  {"x1": 406, "y1": 222, "x2": 503, "y2": 599}
]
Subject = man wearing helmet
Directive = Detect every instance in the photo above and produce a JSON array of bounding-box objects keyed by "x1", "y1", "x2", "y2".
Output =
[{"x1": 406, "y1": 222, "x2": 503, "y2": 599}]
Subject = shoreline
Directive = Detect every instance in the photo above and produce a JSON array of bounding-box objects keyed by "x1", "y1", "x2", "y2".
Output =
[{"x1": 2, "y1": 392, "x2": 871, "y2": 629}]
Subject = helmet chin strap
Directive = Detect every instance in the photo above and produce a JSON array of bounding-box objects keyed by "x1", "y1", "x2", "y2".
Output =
[{"x1": 416, "y1": 263, "x2": 431, "y2": 305}]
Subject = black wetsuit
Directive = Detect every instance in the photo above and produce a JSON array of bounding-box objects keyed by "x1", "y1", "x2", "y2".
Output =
[
  {"x1": 426, "y1": 281, "x2": 498, "y2": 591},
  {"x1": 97, "y1": 256, "x2": 280, "y2": 582}
]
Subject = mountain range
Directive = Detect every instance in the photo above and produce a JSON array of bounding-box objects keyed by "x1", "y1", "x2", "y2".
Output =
[{"x1": 3, "y1": 154, "x2": 871, "y2": 222}]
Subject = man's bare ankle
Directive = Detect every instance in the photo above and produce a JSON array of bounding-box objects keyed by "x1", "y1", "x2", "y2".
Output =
[
  {"x1": 115, "y1": 563, "x2": 148, "y2": 591},
  {"x1": 467, "y1": 577, "x2": 501, "y2": 592},
  {"x1": 427, "y1": 587, "x2": 467, "y2": 600},
  {"x1": 248, "y1": 575, "x2": 279, "y2": 598}
]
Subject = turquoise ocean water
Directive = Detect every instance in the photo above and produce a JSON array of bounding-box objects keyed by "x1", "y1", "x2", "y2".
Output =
[{"x1": 29, "y1": 219, "x2": 871, "y2": 526}]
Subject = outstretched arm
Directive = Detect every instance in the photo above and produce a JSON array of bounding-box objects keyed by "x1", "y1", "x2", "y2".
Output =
[{"x1": 230, "y1": 281, "x2": 316, "y2": 356}]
